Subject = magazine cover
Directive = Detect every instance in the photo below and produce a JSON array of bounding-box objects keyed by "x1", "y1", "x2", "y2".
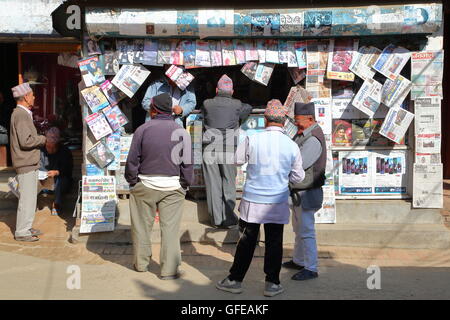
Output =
[
  {"x1": 195, "y1": 40, "x2": 211, "y2": 67},
  {"x1": 241, "y1": 62, "x2": 258, "y2": 80},
  {"x1": 233, "y1": 39, "x2": 247, "y2": 64},
  {"x1": 256, "y1": 39, "x2": 266, "y2": 63},
  {"x1": 157, "y1": 39, "x2": 172, "y2": 65},
  {"x1": 288, "y1": 68, "x2": 306, "y2": 84},
  {"x1": 254, "y1": 63, "x2": 275, "y2": 86},
  {"x1": 372, "y1": 44, "x2": 411, "y2": 80},
  {"x1": 85, "y1": 163, "x2": 105, "y2": 176},
  {"x1": 352, "y1": 119, "x2": 373, "y2": 146},
  {"x1": 84, "y1": 35, "x2": 102, "y2": 56},
  {"x1": 209, "y1": 41, "x2": 223, "y2": 67},
  {"x1": 327, "y1": 39, "x2": 359, "y2": 81},
  {"x1": 286, "y1": 41, "x2": 298, "y2": 67},
  {"x1": 78, "y1": 56, "x2": 106, "y2": 87},
  {"x1": 182, "y1": 40, "x2": 196, "y2": 68},
  {"x1": 332, "y1": 119, "x2": 352, "y2": 146},
  {"x1": 103, "y1": 105, "x2": 129, "y2": 132},
  {"x1": 293, "y1": 41, "x2": 307, "y2": 69},
  {"x1": 116, "y1": 39, "x2": 134, "y2": 64},
  {"x1": 170, "y1": 40, "x2": 184, "y2": 65},
  {"x1": 102, "y1": 51, "x2": 120, "y2": 76},
  {"x1": 369, "y1": 119, "x2": 396, "y2": 146},
  {"x1": 81, "y1": 85, "x2": 110, "y2": 113},
  {"x1": 165, "y1": 65, "x2": 194, "y2": 90},
  {"x1": 100, "y1": 80, "x2": 126, "y2": 107},
  {"x1": 88, "y1": 141, "x2": 115, "y2": 169},
  {"x1": 120, "y1": 135, "x2": 133, "y2": 162},
  {"x1": 112, "y1": 64, "x2": 151, "y2": 98},
  {"x1": 85, "y1": 112, "x2": 113, "y2": 141},
  {"x1": 143, "y1": 39, "x2": 161, "y2": 66},
  {"x1": 265, "y1": 39, "x2": 279, "y2": 64},
  {"x1": 278, "y1": 40, "x2": 289, "y2": 64},
  {"x1": 133, "y1": 39, "x2": 145, "y2": 64},
  {"x1": 221, "y1": 40, "x2": 236, "y2": 66},
  {"x1": 245, "y1": 40, "x2": 258, "y2": 61},
  {"x1": 105, "y1": 131, "x2": 121, "y2": 170}
]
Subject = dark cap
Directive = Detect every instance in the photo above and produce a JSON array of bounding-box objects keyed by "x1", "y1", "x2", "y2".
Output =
[
  {"x1": 294, "y1": 102, "x2": 315, "y2": 116},
  {"x1": 152, "y1": 93, "x2": 172, "y2": 113}
]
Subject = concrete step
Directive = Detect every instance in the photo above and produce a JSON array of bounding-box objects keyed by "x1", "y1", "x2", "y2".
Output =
[{"x1": 72, "y1": 220, "x2": 450, "y2": 250}]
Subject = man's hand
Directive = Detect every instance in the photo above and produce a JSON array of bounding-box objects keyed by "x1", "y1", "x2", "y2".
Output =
[
  {"x1": 172, "y1": 105, "x2": 183, "y2": 116},
  {"x1": 47, "y1": 170, "x2": 59, "y2": 178}
]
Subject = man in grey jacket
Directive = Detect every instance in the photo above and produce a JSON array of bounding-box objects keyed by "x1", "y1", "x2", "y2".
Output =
[
  {"x1": 201, "y1": 74, "x2": 252, "y2": 228},
  {"x1": 9, "y1": 83, "x2": 46, "y2": 242},
  {"x1": 283, "y1": 102, "x2": 326, "y2": 281}
]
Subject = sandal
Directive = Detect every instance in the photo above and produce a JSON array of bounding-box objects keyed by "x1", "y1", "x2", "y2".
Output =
[
  {"x1": 30, "y1": 228, "x2": 43, "y2": 236},
  {"x1": 15, "y1": 235, "x2": 39, "y2": 242}
]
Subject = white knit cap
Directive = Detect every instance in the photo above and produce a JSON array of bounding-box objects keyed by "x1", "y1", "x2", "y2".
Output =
[{"x1": 11, "y1": 83, "x2": 32, "y2": 98}]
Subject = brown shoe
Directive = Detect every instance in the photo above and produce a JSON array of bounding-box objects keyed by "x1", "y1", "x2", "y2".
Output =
[{"x1": 15, "y1": 235, "x2": 39, "y2": 242}]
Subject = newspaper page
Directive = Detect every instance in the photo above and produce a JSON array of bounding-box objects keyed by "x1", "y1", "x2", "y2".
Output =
[
  {"x1": 351, "y1": 78, "x2": 382, "y2": 117},
  {"x1": 112, "y1": 64, "x2": 151, "y2": 98},
  {"x1": 381, "y1": 75, "x2": 412, "y2": 109},
  {"x1": 233, "y1": 39, "x2": 247, "y2": 64},
  {"x1": 332, "y1": 81, "x2": 361, "y2": 119},
  {"x1": 286, "y1": 41, "x2": 298, "y2": 68},
  {"x1": 115, "y1": 165, "x2": 130, "y2": 192},
  {"x1": 415, "y1": 153, "x2": 441, "y2": 165},
  {"x1": 306, "y1": 40, "x2": 331, "y2": 99},
  {"x1": 284, "y1": 85, "x2": 312, "y2": 119},
  {"x1": 195, "y1": 40, "x2": 211, "y2": 67},
  {"x1": 372, "y1": 44, "x2": 411, "y2": 80},
  {"x1": 411, "y1": 50, "x2": 444, "y2": 100},
  {"x1": 413, "y1": 164, "x2": 443, "y2": 208},
  {"x1": 254, "y1": 63, "x2": 275, "y2": 86},
  {"x1": 416, "y1": 133, "x2": 441, "y2": 154},
  {"x1": 338, "y1": 151, "x2": 373, "y2": 195},
  {"x1": 349, "y1": 46, "x2": 381, "y2": 81},
  {"x1": 414, "y1": 97, "x2": 441, "y2": 135},
  {"x1": 80, "y1": 176, "x2": 117, "y2": 233},
  {"x1": 105, "y1": 131, "x2": 121, "y2": 170},
  {"x1": 315, "y1": 184, "x2": 336, "y2": 223},
  {"x1": 326, "y1": 39, "x2": 359, "y2": 81},
  {"x1": 209, "y1": 41, "x2": 223, "y2": 67},
  {"x1": 373, "y1": 150, "x2": 407, "y2": 194},
  {"x1": 313, "y1": 98, "x2": 332, "y2": 135},
  {"x1": 379, "y1": 107, "x2": 414, "y2": 144},
  {"x1": 120, "y1": 135, "x2": 133, "y2": 162}
]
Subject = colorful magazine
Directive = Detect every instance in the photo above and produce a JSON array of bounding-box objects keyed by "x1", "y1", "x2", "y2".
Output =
[
  {"x1": 170, "y1": 40, "x2": 184, "y2": 65},
  {"x1": 293, "y1": 41, "x2": 307, "y2": 69},
  {"x1": 78, "y1": 56, "x2": 105, "y2": 87},
  {"x1": 256, "y1": 39, "x2": 266, "y2": 63},
  {"x1": 84, "y1": 35, "x2": 101, "y2": 56},
  {"x1": 278, "y1": 40, "x2": 289, "y2": 64},
  {"x1": 103, "y1": 105, "x2": 129, "y2": 132},
  {"x1": 233, "y1": 39, "x2": 247, "y2": 64},
  {"x1": 102, "y1": 51, "x2": 120, "y2": 75},
  {"x1": 195, "y1": 40, "x2": 211, "y2": 67},
  {"x1": 286, "y1": 41, "x2": 298, "y2": 67},
  {"x1": 265, "y1": 39, "x2": 279, "y2": 64},
  {"x1": 182, "y1": 40, "x2": 196, "y2": 68},
  {"x1": 209, "y1": 41, "x2": 223, "y2": 67},
  {"x1": 352, "y1": 119, "x2": 372, "y2": 146},
  {"x1": 133, "y1": 39, "x2": 145, "y2": 64},
  {"x1": 81, "y1": 85, "x2": 110, "y2": 113},
  {"x1": 332, "y1": 119, "x2": 352, "y2": 146},
  {"x1": 157, "y1": 39, "x2": 172, "y2": 65},
  {"x1": 241, "y1": 62, "x2": 258, "y2": 80},
  {"x1": 245, "y1": 40, "x2": 259, "y2": 61},
  {"x1": 85, "y1": 112, "x2": 113, "y2": 141},
  {"x1": 116, "y1": 39, "x2": 134, "y2": 64},
  {"x1": 165, "y1": 65, "x2": 195, "y2": 90},
  {"x1": 105, "y1": 131, "x2": 121, "y2": 170},
  {"x1": 88, "y1": 141, "x2": 115, "y2": 169},
  {"x1": 143, "y1": 39, "x2": 161, "y2": 66},
  {"x1": 254, "y1": 63, "x2": 275, "y2": 86},
  {"x1": 221, "y1": 40, "x2": 236, "y2": 66},
  {"x1": 100, "y1": 80, "x2": 126, "y2": 107}
]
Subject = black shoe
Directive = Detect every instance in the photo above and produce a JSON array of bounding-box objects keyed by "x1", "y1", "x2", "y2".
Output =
[
  {"x1": 291, "y1": 269, "x2": 318, "y2": 281},
  {"x1": 282, "y1": 260, "x2": 304, "y2": 270}
]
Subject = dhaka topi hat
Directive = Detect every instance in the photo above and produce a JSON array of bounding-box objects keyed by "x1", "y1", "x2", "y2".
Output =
[
  {"x1": 11, "y1": 82, "x2": 32, "y2": 98},
  {"x1": 152, "y1": 92, "x2": 173, "y2": 114},
  {"x1": 46, "y1": 127, "x2": 61, "y2": 144},
  {"x1": 264, "y1": 99, "x2": 287, "y2": 118},
  {"x1": 294, "y1": 102, "x2": 315, "y2": 116},
  {"x1": 217, "y1": 74, "x2": 233, "y2": 93}
]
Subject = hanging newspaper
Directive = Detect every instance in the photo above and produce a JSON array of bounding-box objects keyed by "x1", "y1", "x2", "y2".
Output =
[
  {"x1": 326, "y1": 39, "x2": 359, "y2": 81},
  {"x1": 284, "y1": 85, "x2": 312, "y2": 119},
  {"x1": 241, "y1": 62, "x2": 258, "y2": 80},
  {"x1": 415, "y1": 153, "x2": 441, "y2": 165},
  {"x1": 293, "y1": 41, "x2": 307, "y2": 69},
  {"x1": 286, "y1": 41, "x2": 298, "y2": 68},
  {"x1": 379, "y1": 107, "x2": 414, "y2": 144},
  {"x1": 315, "y1": 185, "x2": 336, "y2": 224},
  {"x1": 81, "y1": 85, "x2": 110, "y2": 113},
  {"x1": 102, "y1": 50, "x2": 120, "y2": 75},
  {"x1": 85, "y1": 112, "x2": 113, "y2": 141},
  {"x1": 233, "y1": 39, "x2": 247, "y2": 64},
  {"x1": 381, "y1": 75, "x2": 412, "y2": 109},
  {"x1": 170, "y1": 40, "x2": 184, "y2": 65},
  {"x1": 221, "y1": 40, "x2": 236, "y2": 66},
  {"x1": 313, "y1": 98, "x2": 332, "y2": 135},
  {"x1": 306, "y1": 40, "x2": 331, "y2": 99},
  {"x1": 165, "y1": 65, "x2": 194, "y2": 90},
  {"x1": 157, "y1": 39, "x2": 172, "y2": 65},
  {"x1": 373, "y1": 150, "x2": 407, "y2": 194},
  {"x1": 254, "y1": 63, "x2": 275, "y2": 86},
  {"x1": 120, "y1": 135, "x2": 133, "y2": 162},
  {"x1": 338, "y1": 151, "x2": 372, "y2": 195},
  {"x1": 414, "y1": 97, "x2": 441, "y2": 135},
  {"x1": 182, "y1": 40, "x2": 196, "y2": 68},
  {"x1": 416, "y1": 133, "x2": 441, "y2": 154},
  {"x1": 256, "y1": 39, "x2": 266, "y2": 63},
  {"x1": 112, "y1": 64, "x2": 151, "y2": 98},
  {"x1": 80, "y1": 176, "x2": 117, "y2": 233},
  {"x1": 349, "y1": 46, "x2": 381, "y2": 81},
  {"x1": 195, "y1": 40, "x2": 211, "y2": 67},
  {"x1": 413, "y1": 164, "x2": 443, "y2": 208},
  {"x1": 351, "y1": 78, "x2": 382, "y2": 117},
  {"x1": 372, "y1": 44, "x2": 411, "y2": 80},
  {"x1": 209, "y1": 41, "x2": 223, "y2": 67},
  {"x1": 245, "y1": 40, "x2": 259, "y2": 61},
  {"x1": 278, "y1": 40, "x2": 289, "y2": 64},
  {"x1": 133, "y1": 39, "x2": 145, "y2": 64},
  {"x1": 411, "y1": 51, "x2": 444, "y2": 100},
  {"x1": 265, "y1": 39, "x2": 279, "y2": 64}
]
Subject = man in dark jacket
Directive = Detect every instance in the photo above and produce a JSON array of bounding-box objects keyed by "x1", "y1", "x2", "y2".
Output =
[
  {"x1": 125, "y1": 92, "x2": 193, "y2": 279},
  {"x1": 202, "y1": 74, "x2": 252, "y2": 228},
  {"x1": 282, "y1": 102, "x2": 326, "y2": 281}
]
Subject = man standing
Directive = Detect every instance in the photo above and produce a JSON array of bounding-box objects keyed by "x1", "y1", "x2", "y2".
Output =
[
  {"x1": 9, "y1": 83, "x2": 46, "y2": 242},
  {"x1": 142, "y1": 65, "x2": 196, "y2": 127},
  {"x1": 216, "y1": 100, "x2": 304, "y2": 297},
  {"x1": 125, "y1": 92, "x2": 193, "y2": 279},
  {"x1": 40, "y1": 127, "x2": 73, "y2": 216},
  {"x1": 202, "y1": 74, "x2": 252, "y2": 228},
  {"x1": 282, "y1": 102, "x2": 327, "y2": 281}
]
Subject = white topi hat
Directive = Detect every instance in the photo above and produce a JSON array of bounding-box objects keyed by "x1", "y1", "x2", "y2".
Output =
[{"x1": 11, "y1": 82, "x2": 32, "y2": 98}]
